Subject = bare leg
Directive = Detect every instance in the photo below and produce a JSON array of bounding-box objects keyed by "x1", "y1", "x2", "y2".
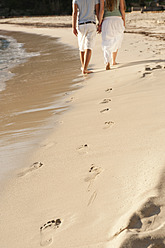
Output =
[
  {"x1": 83, "y1": 49, "x2": 93, "y2": 74},
  {"x1": 112, "y1": 50, "x2": 118, "y2": 65},
  {"x1": 80, "y1": 51, "x2": 85, "y2": 71}
]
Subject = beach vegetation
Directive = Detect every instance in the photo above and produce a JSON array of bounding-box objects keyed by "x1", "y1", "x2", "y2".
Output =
[
  {"x1": 0, "y1": 0, "x2": 164, "y2": 17},
  {"x1": 0, "y1": 0, "x2": 72, "y2": 17}
]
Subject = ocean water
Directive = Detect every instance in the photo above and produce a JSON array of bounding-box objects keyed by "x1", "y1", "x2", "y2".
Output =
[{"x1": 0, "y1": 34, "x2": 40, "y2": 92}]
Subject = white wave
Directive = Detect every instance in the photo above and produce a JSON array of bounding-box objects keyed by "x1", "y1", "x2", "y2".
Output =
[{"x1": 0, "y1": 34, "x2": 40, "y2": 91}]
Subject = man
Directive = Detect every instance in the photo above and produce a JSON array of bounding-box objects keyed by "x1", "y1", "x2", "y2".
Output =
[{"x1": 72, "y1": 0, "x2": 100, "y2": 74}]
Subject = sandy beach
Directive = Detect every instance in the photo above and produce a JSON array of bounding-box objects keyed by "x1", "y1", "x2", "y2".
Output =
[{"x1": 0, "y1": 12, "x2": 165, "y2": 248}]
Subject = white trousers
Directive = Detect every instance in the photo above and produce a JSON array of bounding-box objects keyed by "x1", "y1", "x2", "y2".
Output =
[
  {"x1": 78, "y1": 23, "x2": 96, "y2": 51},
  {"x1": 102, "y1": 16, "x2": 125, "y2": 63}
]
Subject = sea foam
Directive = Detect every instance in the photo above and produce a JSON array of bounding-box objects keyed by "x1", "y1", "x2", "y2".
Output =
[{"x1": 0, "y1": 34, "x2": 40, "y2": 92}]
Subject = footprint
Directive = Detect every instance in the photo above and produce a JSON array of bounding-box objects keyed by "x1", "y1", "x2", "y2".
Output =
[
  {"x1": 100, "y1": 108, "x2": 110, "y2": 113},
  {"x1": 66, "y1": 97, "x2": 75, "y2": 103},
  {"x1": 109, "y1": 198, "x2": 162, "y2": 242},
  {"x1": 138, "y1": 199, "x2": 161, "y2": 218},
  {"x1": 111, "y1": 233, "x2": 165, "y2": 248},
  {"x1": 89, "y1": 164, "x2": 103, "y2": 174},
  {"x1": 152, "y1": 65, "x2": 162, "y2": 70},
  {"x1": 17, "y1": 162, "x2": 43, "y2": 177},
  {"x1": 55, "y1": 120, "x2": 64, "y2": 125},
  {"x1": 142, "y1": 72, "x2": 152, "y2": 78},
  {"x1": 145, "y1": 64, "x2": 162, "y2": 72},
  {"x1": 85, "y1": 164, "x2": 103, "y2": 192},
  {"x1": 77, "y1": 144, "x2": 89, "y2": 154},
  {"x1": 148, "y1": 243, "x2": 165, "y2": 248},
  {"x1": 40, "y1": 219, "x2": 61, "y2": 247},
  {"x1": 40, "y1": 142, "x2": 55, "y2": 149},
  {"x1": 105, "y1": 88, "x2": 112, "y2": 93},
  {"x1": 100, "y1": 99, "x2": 111, "y2": 104},
  {"x1": 111, "y1": 213, "x2": 142, "y2": 240},
  {"x1": 127, "y1": 213, "x2": 142, "y2": 229},
  {"x1": 104, "y1": 121, "x2": 114, "y2": 129},
  {"x1": 64, "y1": 92, "x2": 69, "y2": 96},
  {"x1": 145, "y1": 65, "x2": 152, "y2": 71}
]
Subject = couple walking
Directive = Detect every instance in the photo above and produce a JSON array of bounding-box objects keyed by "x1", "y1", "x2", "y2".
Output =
[{"x1": 72, "y1": 0, "x2": 125, "y2": 74}]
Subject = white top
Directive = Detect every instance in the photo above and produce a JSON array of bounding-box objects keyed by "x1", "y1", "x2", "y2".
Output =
[{"x1": 73, "y1": 0, "x2": 99, "y2": 24}]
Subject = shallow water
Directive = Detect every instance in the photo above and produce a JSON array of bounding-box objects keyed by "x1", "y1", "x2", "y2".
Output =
[
  {"x1": 0, "y1": 34, "x2": 40, "y2": 92},
  {"x1": 0, "y1": 31, "x2": 81, "y2": 180}
]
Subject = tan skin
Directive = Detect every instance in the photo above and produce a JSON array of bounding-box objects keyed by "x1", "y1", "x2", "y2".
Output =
[
  {"x1": 72, "y1": 3, "x2": 99, "y2": 74},
  {"x1": 99, "y1": 0, "x2": 126, "y2": 69}
]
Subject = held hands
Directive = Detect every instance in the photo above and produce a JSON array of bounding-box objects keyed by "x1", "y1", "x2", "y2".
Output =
[
  {"x1": 97, "y1": 24, "x2": 102, "y2": 34},
  {"x1": 73, "y1": 27, "x2": 78, "y2": 36}
]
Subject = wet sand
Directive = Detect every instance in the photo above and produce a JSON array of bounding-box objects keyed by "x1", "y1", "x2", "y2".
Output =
[{"x1": 0, "y1": 30, "x2": 80, "y2": 180}]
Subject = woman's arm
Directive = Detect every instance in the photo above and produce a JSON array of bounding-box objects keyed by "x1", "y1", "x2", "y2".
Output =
[
  {"x1": 72, "y1": 3, "x2": 78, "y2": 36},
  {"x1": 120, "y1": 0, "x2": 125, "y2": 27}
]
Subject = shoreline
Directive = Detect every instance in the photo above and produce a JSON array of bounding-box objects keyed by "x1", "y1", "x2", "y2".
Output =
[
  {"x1": 0, "y1": 13, "x2": 165, "y2": 248},
  {"x1": 0, "y1": 30, "x2": 81, "y2": 183}
]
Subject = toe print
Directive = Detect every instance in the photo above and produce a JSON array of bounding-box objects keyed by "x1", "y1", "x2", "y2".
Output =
[
  {"x1": 105, "y1": 88, "x2": 112, "y2": 93},
  {"x1": 77, "y1": 144, "x2": 89, "y2": 154},
  {"x1": 104, "y1": 121, "x2": 114, "y2": 129},
  {"x1": 100, "y1": 108, "x2": 110, "y2": 113},
  {"x1": 40, "y1": 219, "x2": 61, "y2": 247},
  {"x1": 100, "y1": 99, "x2": 111, "y2": 104},
  {"x1": 18, "y1": 162, "x2": 43, "y2": 177}
]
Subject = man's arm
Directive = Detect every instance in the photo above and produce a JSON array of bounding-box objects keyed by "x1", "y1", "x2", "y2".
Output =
[
  {"x1": 95, "y1": 3, "x2": 100, "y2": 23},
  {"x1": 96, "y1": 0, "x2": 104, "y2": 33},
  {"x1": 98, "y1": 0, "x2": 104, "y2": 25},
  {"x1": 120, "y1": 0, "x2": 125, "y2": 27},
  {"x1": 72, "y1": 3, "x2": 78, "y2": 36}
]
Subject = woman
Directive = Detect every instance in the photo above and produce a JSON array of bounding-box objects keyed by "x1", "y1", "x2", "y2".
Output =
[{"x1": 98, "y1": 0, "x2": 125, "y2": 70}]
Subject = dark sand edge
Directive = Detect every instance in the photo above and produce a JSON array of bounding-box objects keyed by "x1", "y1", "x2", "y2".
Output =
[
  {"x1": 0, "y1": 21, "x2": 72, "y2": 28},
  {"x1": 0, "y1": 30, "x2": 81, "y2": 183}
]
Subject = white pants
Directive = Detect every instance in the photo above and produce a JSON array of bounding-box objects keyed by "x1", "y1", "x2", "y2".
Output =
[
  {"x1": 102, "y1": 16, "x2": 125, "y2": 63},
  {"x1": 78, "y1": 23, "x2": 96, "y2": 52}
]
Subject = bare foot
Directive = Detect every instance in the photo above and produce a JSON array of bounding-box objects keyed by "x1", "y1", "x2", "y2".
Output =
[
  {"x1": 106, "y1": 63, "x2": 110, "y2": 70},
  {"x1": 112, "y1": 62, "x2": 118, "y2": 65},
  {"x1": 83, "y1": 69, "x2": 93, "y2": 74}
]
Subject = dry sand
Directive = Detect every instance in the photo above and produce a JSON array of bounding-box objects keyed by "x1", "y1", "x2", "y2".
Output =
[{"x1": 0, "y1": 12, "x2": 165, "y2": 248}]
